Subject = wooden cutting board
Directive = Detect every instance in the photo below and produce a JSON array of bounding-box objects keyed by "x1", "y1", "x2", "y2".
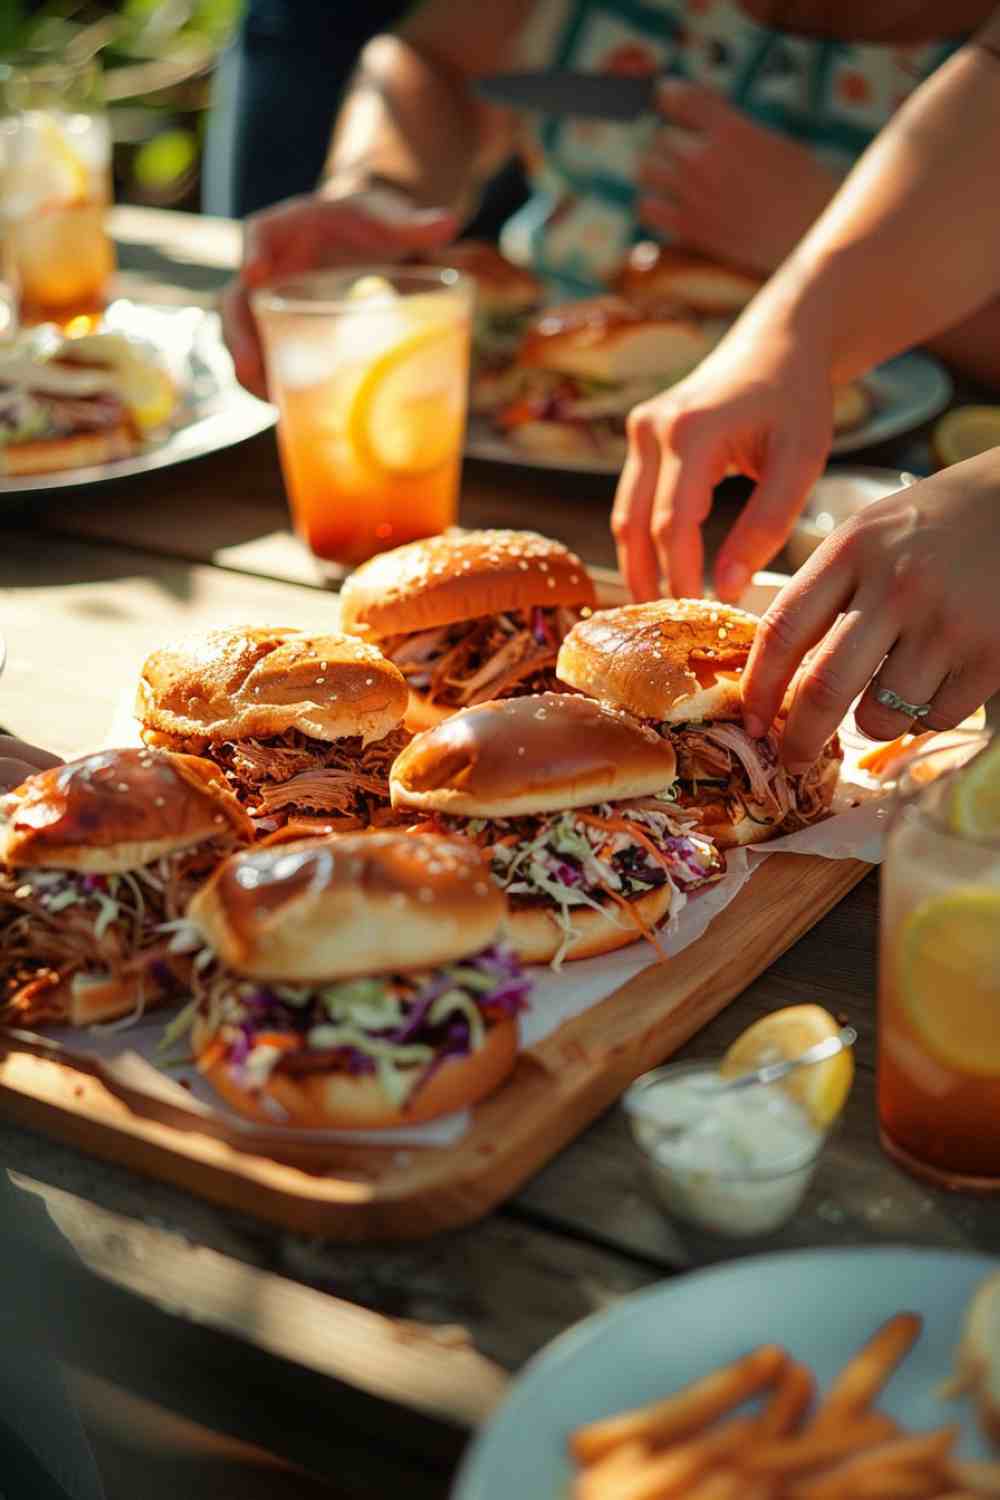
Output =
[{"x1": 0, "y1": 850, "x2": 868, "y2": 1241}]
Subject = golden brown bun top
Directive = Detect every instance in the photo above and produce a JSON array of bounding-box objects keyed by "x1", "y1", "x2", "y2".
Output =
[
  {"x1": 0, "y1": 748, "x2": 252, "y2": 873},
  {"x1": 420, "y1": 240, "x2": 543, "y2": 311},
  {"x1": 613, "y1": 243, "x2": 762, "y2": 315},
  {"x1": 516, "y1": 296, "x2": 713, "y2": 383},
  {"x1": 136, "y1": 626, "x2": 407, "y2": 746},
  {"x1": 188, "y1": 831, "x2": 506, "y2": 981},
  {"x1": 557, "y1": 599, "x2": 760, "y2": 721},
  {"x1": 338, "y1": 529, "x2": 597, "y2": 638},
  {"x1": 390, "y1": 692, "x2": 677, "y2": 817}
]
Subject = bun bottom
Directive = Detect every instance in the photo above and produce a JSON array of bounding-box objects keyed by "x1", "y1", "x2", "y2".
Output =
[
  {"x1": 1, "y1": 423, "x2": 137, "y2": 477},
  {"x1": 693, "y1": 754, "x2": 841, "y2": 850},
  {"x1": 508, "y1": 883, "x2": 672, "y2": 965},
  {"x1": 193, "y1": 1014, "x2": 518, "y2": 1129}
]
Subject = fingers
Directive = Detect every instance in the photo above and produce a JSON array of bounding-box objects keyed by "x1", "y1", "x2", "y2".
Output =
[
  {"x1": 780, "y1": 599, "x2": 898, "y2": 767},
  {"x1": 651, "y1": 442, "x2": 719, "y2": 599},
  {"x1": 0, "y1": 737, "x2": 62, "y2": 772},
  {"x1": 656, "y1": 77, "x2": 729, "y2": 133},
  {"x1": 243, "y1": 197, "x2": 455, "y2": 287},
  {"x1": 854, "y1": 634, "x2": 952, "y2": 742},
  {"x1": 741, "y1": 545, "x2": 859, "y2": 739},
  {"x1": 612, "y1": 414, "x2": 662, "y2": 601},
  {"x1": 714, "y1": 436, "x2": 827, "y2": 602},
  {"x1": 921, "y1": 661, "x2": 996, "y2": 732},
  {"x1": 220, "y1": 279, "x2": 268, "y2": 398}
]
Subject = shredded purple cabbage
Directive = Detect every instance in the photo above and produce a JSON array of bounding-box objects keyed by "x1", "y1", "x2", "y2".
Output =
[{"x1": 531, "y1": 606, "x2": 550, "y2": 647}]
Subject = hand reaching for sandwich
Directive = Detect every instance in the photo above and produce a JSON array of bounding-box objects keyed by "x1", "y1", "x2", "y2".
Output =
[
  {"x1": 636, "y1": 81, "x2": 839, "y2": 276},
  {"x1": 742, "y1": 450, "x2": 1000, "y2": 768},
  {"x1": 0, "y1": 737, "x2": 63, "y2": 793}
]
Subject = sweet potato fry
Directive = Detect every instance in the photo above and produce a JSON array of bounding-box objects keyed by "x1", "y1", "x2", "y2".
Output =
[
  {"x1": 787, "y1": 1428, "x2": 958, "y2": 1500},
  {"x1": 809, "y1": 1315, "x2": 923, "y2": 1430},
  {"x1": 947, "y1": 1460, "x2": 1000, "y2": 1494},
  {"x1": 575, "y1": 1417, "x2": 756, "y2": 1500},
  {"x1": 744, "y1": 1411, "x2": 898, "y2": 1474},
  {"x1": 570, "y1": 1346, "x2": 785, "y2": 1465},
  {"x1": 756, "y1": 1361, "x2": 816, "y2": 1438}
]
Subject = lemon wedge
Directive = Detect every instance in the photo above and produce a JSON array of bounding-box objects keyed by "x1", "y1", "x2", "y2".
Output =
[
  {"x1": 898, "y1": 888, "x2": 1000, "y2": 1076},
  {"x1": 346, "y1": 321, "x2": 468, "y2": 476},
  {"x1": 949, "y1": 737, "x2": 1000, "y2": 839},
  {"x1": 720, "y1": 1004, "x2": 854, "y2": 1128},
  {"x1": 59, "y1": 333, "x2": 177, "y2": 432},
  {"x1": 933, "y1": 406, "x2": 1000, "y2": 468},
  {"x1": 38, "y1": 113, "x2": 89, "y2": 204}
]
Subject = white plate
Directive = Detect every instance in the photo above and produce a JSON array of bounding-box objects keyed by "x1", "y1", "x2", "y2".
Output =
[
  {"x1": 454, "y1": 1246, "x2": 997, "y2": 1500},
  {"x1": 0, "y1": 300, "x2": 276, "y2": 497},
  {"x1": 465, "y1": 350, "x2": 953, "y2": 475}
]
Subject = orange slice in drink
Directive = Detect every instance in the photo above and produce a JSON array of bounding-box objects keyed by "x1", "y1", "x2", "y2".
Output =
[
  {"x1": 719, "y1": 1004, "x2": 854, "y2": 1128},
  {"x1": 898, "y1": 888, "x2": 1000, "y2": 1076},
  {"x1": 346, "y1": 321, "x2": 468, "y2": 477}
]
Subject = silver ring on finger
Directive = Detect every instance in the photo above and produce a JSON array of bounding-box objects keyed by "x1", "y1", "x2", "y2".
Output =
[{"x1": 873, "y1": 685, "x2": 932, "y2": 720}]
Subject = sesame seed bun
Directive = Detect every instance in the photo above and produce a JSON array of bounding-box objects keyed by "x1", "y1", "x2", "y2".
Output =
[
  {"x1": 0, "y1": 748, "x2": 252, "y2": 874},
  {"x1": 136, "y1": 626, "x2": 407, "y2": 748},
  {"x1": 390, "y1": 693, "x2": 677, "y2": 818},
  {"x1": 557, "y1": 600, "x2": 760, "y2": 723},
  {"x1": 187, "y1": 831, "x2": 506, "y2": 982},
  {"x1": 507, "y1": 883, "x2": 672, "y2": 965},
  {"x1": 338, "y1": 529, "x2": 596, "y2": 640},
  {"x1": 420, "y1": 239, "x2": 543, "y2": 315},
  {"x1": 613, "y1": 243, "x2": 762, "y2": 316},
  {"x1": 191, "y1": 1008, "x2": 519, "y2": 1131},
  {"x1": 517, "y1": 297, "x2": 714, "y2": 386}
]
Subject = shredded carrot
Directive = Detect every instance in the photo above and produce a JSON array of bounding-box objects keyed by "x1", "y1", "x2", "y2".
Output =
[
  {"x1": 195, "y1": 1037, "x2": 227, "y2": 1074},
  {"x1": 497, "y1": 398, "x2": 539, "y2": 430},
  {"x1": 591, "y1": 874, "x2": 670, "y2": 963},
  {"x1": 857, "y1": 731, "x2": 933, "y2": 776},
  {"x1": 574, "y1": 812, "x2": 679, "y2": 878},
  {"x1": 254, "y1": 1032, "x2": 301, "y2": 1052}
]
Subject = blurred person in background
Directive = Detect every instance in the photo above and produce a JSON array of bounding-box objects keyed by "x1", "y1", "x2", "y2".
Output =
[
  {"x1": 221, "y1": 0, "x2": 1000, "y2": 395},
  {"x1": 612, "y1": 10, "x2": 1000, "y2": 768}
]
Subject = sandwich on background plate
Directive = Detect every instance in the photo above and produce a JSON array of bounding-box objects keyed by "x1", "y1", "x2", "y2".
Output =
[
  {"x1": 0, "y1": 329, "x2": 177, "y2": 476},
  {"x1": 491, "y1": 296, "x2": 716, "y2": 464},
  {"x1": 557, "y1": 599, "x2": 843, "y2": 850},
  {"x1": 390, "y1": 692, "x2": 724, "y2": 967},
  {"x1": 418, "y1": 239, "x2": 544, "y2": 411},
  {"x1": 339, "y1": 528, "x2": 597, "y2": 731},
  {"x1": 174, "y1": 830, "x2": 530, "y2": 1128},
  {"x1": 136, "y1": 626, "x2": 410, "y2": 836},
  {"x1": 0, "y1": 748, "x2": 252, "y2": 1026}
]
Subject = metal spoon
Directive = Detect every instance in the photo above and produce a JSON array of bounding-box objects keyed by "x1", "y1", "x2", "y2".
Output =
[{"x1": 626, "y1": 1026, "x2": 857, "y2": 1143}]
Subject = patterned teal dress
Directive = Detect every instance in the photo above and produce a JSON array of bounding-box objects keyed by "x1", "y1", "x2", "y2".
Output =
[{"x1": 503, "y1": 0, "x2": 960, "y2": 293}]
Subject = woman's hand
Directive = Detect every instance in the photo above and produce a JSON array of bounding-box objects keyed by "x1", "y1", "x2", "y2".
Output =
[
  {"x1": 612, "y1": 320, "x2": 834, "y2": 602},
  {"x1": 221, "y1": 188, "x2": 457, "y2": 397},
  {"x1": 0, "y1": 737, "x2": 63, "y2": 793},
  {"x1": 743, "y1": 449, "x2": 1000, "y2": 766},
  {"x1": 636, "y1": 81, "x2": 839, "y2": 275}
]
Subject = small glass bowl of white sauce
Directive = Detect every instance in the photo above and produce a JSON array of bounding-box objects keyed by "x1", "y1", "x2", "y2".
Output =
[
  {"x1": 785, "y1": 468, "x2": 916, "y2": 573},
  {"x1": 624, "y1": 1060, "x2": 830, "y2": 1241}
]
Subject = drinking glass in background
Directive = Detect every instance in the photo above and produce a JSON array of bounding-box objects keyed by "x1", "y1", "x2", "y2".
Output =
[
  {"x1": 253, "y1": 267, "x2": 473, "y2": 574},
  {"x1": 0, "y1": 52, "x2": 115, "y2": 328},
  {"x1": 878, "y1": 731, "x2": 1000, "y2": 1192}
]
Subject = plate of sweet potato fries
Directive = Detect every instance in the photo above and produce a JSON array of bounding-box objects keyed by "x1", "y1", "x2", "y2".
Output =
[{"x1": 455, "y1": 1248, "x2": 1000, "y2": 1500}]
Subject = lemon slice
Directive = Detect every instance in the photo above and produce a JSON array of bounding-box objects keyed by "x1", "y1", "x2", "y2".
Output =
[
  {"x1": 933, "y1": 406, "x2": 1000, "y2": 468},
  {"x1": 719, "y1": 1004, "x2": 854, "y2": 1128},
  {"x1": 38, "y1": 113, "x2": 89, "y2": 204},
  {"x1": 59, "y1": 333, "x2": 177, "y2": 431},
  {"x1": 346, "y1": 322, "x2": 468, "y2": 477},
  {"x1": 949, "y1": 737, "x2": 1000, "y2": 839},
  {"x1": 898, "y1": 888, "x2": 1000, "y2": 1076}
]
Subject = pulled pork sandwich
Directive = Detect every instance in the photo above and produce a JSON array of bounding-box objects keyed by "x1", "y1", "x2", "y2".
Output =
[
  {"x1": 175, "y1": 831, "x2": 530, "y2": 1129},
  {"x1": 0, "y1": 748, "x2": 252, "y2": 1026},
  {"x1": 612, "y1": 243, "x2": 762, "y2": 318},
  {"x1": 492, "y1": 296, "x2": 716, "y2": 465},
  {"x1": 557, "y1": 599, "x2": 843, "y2": 850},
  {"x1": 390, "y1": 693, "x2": 723, "y2": 966},
  {"x1": 418, "y1": 239, "x2": 544, "y2": 412},
  {"x1": 339, "y1": 529, "x2": 597, "y2": 731},
  {"x1": 136, "y1": 627, "x2": 410, "y2": 836}
]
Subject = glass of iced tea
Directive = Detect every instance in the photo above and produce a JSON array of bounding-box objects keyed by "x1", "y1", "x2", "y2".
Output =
[
  {"x1": 0, "y1": 52, "x2": 116, "y2": 326},
  {"x1": 253, "y1": 266, "x2": 473, "y2": 573},
  {"x1": 878, "y1": 731, "x2": 1000, "y2": 1191}
]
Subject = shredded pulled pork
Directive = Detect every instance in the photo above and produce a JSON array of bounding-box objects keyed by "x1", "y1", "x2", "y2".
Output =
[
  {"x1": 662, "y1": 721, "x2": 839, "y2": 834},
  {"x1": 0, "y1": 834, "x2": 240, "y2": 1025},
  {"x1": 201, "y1": 726, "x2": 409, "y2": 830},
  {"x1": 380, "y1": 606, "x2": 583, "y2": 710}
]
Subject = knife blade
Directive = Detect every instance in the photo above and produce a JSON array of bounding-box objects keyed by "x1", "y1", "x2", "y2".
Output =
[{"x1": 475, "y1": 70, "x2": 658, "y2": 121}]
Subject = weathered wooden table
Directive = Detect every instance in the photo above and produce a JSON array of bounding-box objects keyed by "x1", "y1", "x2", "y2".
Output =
[{"x1": 0, "y1": 208, "x2": 996, "y2": 1499}]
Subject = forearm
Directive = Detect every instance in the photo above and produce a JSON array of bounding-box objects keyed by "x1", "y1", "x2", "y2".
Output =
[{"x1": 736, "y1": 30, "x2": 1000, "y2": 383}]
